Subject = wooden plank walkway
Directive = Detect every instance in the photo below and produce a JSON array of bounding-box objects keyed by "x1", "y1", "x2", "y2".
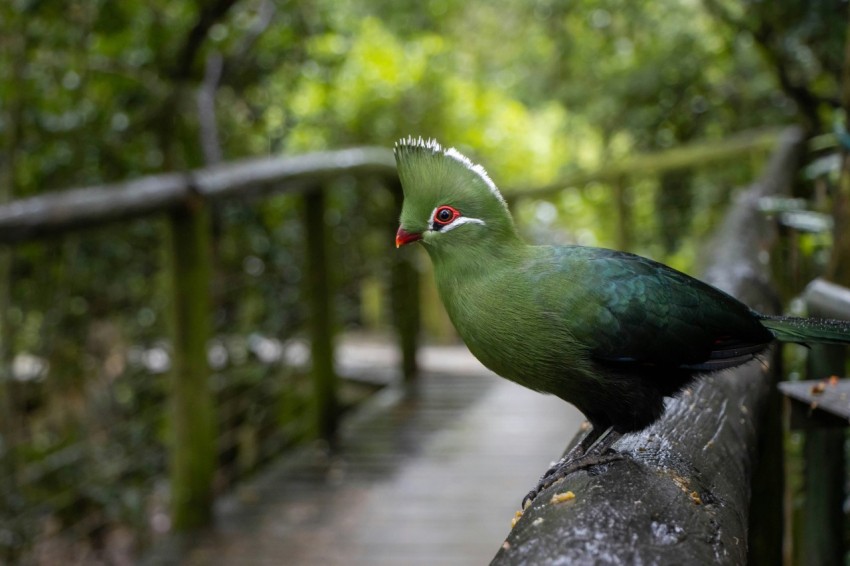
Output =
[{"x1": 144, "y1": 344, "x2": 583, "y2": 566}]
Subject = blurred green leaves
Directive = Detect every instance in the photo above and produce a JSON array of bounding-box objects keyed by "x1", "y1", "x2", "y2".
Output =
[{"x1": 0, "y1": 0, "x2": 847, "y2": 559}]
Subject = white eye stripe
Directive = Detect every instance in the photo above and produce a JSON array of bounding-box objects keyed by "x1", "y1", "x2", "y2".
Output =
[
  {"x1": 426, "y1": 207, "x2": 485, "y2": 233},
  {"x1": 440, "y1": 216, "x2": 486, "y2": 232},
  {"x1": 427, "y1": 207, "x2": 439, "y2": 230}
]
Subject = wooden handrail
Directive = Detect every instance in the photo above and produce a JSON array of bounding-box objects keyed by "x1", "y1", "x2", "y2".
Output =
[
  {"x1": 0, "y1": 147, "x2": 396, "y2": 243},
  {"x1": 0, "y1": 146, "x2": 402, "y2": 533},
  {"x1": 0, "y1": 129, "x2": 784, "y2": 244},
  {"x1": 506, "y1": 127, "x2": 783, "y2": 198}
]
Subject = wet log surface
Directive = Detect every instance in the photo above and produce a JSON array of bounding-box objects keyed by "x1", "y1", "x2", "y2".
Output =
[
  {"x1": 493, "y1": 127, "x2": 804, "y2": 565},
  {"x1": 494, "y1": 364, "x2": 771, "y2": 565}
]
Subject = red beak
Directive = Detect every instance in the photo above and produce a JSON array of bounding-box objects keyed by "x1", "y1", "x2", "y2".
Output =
[{"x1": 396, "y1": 227, "x2": 422, "y2": 248}]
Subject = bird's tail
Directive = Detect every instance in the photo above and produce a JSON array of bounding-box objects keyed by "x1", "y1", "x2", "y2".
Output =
[{"x1": 759, "y1": 315, "x2": 850, "y2": 345}]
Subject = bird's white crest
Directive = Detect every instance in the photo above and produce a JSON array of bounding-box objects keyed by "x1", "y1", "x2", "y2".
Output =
[{"x1": 394, "y1": 136, "x2": 508, "y2": 209}]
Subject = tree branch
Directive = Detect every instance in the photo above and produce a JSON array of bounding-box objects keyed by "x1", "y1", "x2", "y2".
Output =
[
  {"x1": 197, "y1": 53, "x2": 224, "y2": 165},
  {"x1": 701, "y1": 0, "x2": 828, "y2": 133},
  {"x1": 173, "y1": 0, "x2": 240, "y2": 81}
]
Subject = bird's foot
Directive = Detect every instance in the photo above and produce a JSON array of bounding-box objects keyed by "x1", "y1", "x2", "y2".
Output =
[{"x1": 521, "y1": 452, "x2": 623, "y2": 509}]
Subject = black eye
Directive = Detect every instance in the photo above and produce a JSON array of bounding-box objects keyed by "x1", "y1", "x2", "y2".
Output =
[{"x1": 434, "y1": 205, "x2": 460, "y2": 226}]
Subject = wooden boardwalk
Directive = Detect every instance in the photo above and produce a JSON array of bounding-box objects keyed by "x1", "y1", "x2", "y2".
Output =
[{"x1": 145, "y1": 345, "x2": 583, "y2": 566}]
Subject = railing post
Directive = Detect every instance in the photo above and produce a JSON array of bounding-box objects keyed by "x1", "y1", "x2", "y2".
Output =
[
  {"x1": 613, "y1": 175, "x2": 633, "y2": 252},
  {"x1": 303, "y1": 187, "x2": 338, "y2": 441},
  {"x1": 796, "y1": 282, "x2": 848, "y2": 566},
  {"x1": 166, "y1": 197, "x2": 216, "y2": 530},
  {"x1": 392, "y1": 251, "x2": 420, "y2": 383},
  {"x1": 390, "y1": 180, "x2": 420, "y2": 383},
  {"x1": 0, "y1": 244, "x2": 15, "y2": 549},
  {"x1": 799, "y1": 344, "x2": 845, "y2": 566}
]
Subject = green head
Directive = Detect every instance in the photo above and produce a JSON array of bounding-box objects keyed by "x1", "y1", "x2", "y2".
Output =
[{"x1": 393, "y1": 137, "x2": 519, "y2": 253}]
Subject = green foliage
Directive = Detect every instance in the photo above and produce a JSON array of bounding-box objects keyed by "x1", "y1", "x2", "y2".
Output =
[
  {"x1": 1, "y1": 0, "x2": 846, "y2": 561},
  {"x1": 703, "y1": 0, "x2": 845, "y2": 132}
]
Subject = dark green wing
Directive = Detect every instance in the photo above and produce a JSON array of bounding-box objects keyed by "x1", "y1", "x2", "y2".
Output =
[{"x1": 529, "y1": 246, "x2": 773, "y2": 371}]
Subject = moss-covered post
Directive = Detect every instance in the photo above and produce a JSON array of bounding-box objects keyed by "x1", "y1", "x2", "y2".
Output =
[
  {"x1": 613, "y1": 175, "x2": 633, "y2": 252},
  {"x1": 809, "y1": 13, "x2": 850, "y2": 559},
  {"x1": 390, "y1": 180, "x2": 420, "y2": 383},
  {"x1": 0, "y1": 246, "x2": 10, "y2": 441},
  {"x1": 303, "y1": 187, "x2": 338, "y2": 441},
  {"x1": 0, "y1": 26, "x2": 23, "y2": 487},
  {"x1": 392, "y1": 248, "x2": 420, "y2": 383},
  {"x1": 166, "y1": 196, "x2": 216, "y2": 530},
  {"x1": 797, "y1": 299, "x2": 846, "y2": 566}
]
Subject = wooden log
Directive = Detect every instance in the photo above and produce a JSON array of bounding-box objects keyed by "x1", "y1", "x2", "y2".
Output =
[
  {"x1": 493, "y1": 127, "x2": 804, "y2": 565},
  {"x1": 0, "y1": 147, "x2": 396, "y2": 244},
  {"x1": 303, "y1": 187, "x2": 338, "y2": 441},
  {"x1": 166, "y1": 199, "x2": 217, "y2": 530}
]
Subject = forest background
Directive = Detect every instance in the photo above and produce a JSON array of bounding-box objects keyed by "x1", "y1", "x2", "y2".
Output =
[{"x1": 0, "y1": 0, "x2": 845, "y2": 562}]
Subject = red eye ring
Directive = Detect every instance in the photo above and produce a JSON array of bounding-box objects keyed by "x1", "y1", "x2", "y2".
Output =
[{"x1": 433, "y1": 205, "x2": 460, "y2": 226}]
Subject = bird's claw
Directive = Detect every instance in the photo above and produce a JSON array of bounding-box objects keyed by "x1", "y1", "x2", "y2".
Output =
[
  {"x1": 521, "y1": 490, "x2": 537, "y2": 510},
  {"x1": 520, "y1": 452, "x2": 624, "y2": 509}
]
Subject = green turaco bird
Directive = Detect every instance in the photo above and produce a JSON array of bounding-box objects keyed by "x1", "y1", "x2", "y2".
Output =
[{"x1": 393, "y1": 136, "x2": 850, "y2": 507}]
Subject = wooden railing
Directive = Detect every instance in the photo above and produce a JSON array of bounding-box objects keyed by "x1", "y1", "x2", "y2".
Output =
[
  {"x1": 0, "y1": 147, "x2": 418, "y2": 531},
  {"x1": 779, "y1": 279, "x2": 850, "y2": 566},
  {"x1": 0, "y1": 130, "x2": 787, "y2": 545}
]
